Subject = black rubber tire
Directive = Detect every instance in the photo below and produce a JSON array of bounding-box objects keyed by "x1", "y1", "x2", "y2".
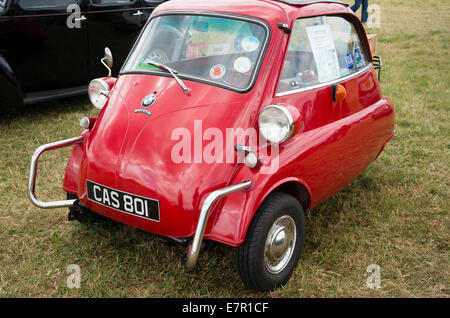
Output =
[{"x1": 235, "y1": 192, "x2": 306, "y2": 292}]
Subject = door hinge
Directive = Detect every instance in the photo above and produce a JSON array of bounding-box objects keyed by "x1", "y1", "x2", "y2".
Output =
[{"x1": 277, "y1": 23, "x2": 291, "y2": 34}]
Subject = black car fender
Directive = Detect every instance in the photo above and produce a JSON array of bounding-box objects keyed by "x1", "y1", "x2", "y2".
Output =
[{"x1": 0, "y1": 53, "x2": 23, "y2": 112}]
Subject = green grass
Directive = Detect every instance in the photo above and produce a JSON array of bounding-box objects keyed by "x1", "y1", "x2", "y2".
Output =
[{"x1": 0, "y1": 0, "x2": 448, "y2": 297}]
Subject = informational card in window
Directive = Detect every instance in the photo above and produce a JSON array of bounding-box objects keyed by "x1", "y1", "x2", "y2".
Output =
[
  {"x1": 306, "y1": 24, "x2": 340, "y2": 83},
  {"x1": 206, "y1": 43, "x2": 230, "y2": 56}
]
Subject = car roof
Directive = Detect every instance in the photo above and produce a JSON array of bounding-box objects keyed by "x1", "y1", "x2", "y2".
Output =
[
  {"x1": 154, "y1": 0, "x2": 350, "y2": 23},
  {"x1": 273, "y1": 0, "x2": 347, "y2": 6},
  {"x1": 154, "y1": 0, "x2": 286, "y2": 25}
]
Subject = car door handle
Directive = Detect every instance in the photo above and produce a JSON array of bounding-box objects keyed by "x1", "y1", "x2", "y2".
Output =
[
  {"x1": 133, "y1": 10, "x2": 143, "y2": 16},
  {"x1": 74, "y1": 15, "x2": 87, "y2": 22}
]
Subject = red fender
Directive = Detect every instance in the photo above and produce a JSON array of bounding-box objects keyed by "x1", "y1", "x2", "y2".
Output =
[{"x1": 63, "y1": 131, "x2": 90, "y2": 195}]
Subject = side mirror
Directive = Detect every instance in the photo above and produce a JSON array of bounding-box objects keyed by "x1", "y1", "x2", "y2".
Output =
[
  {"x1": 101, "y1": 47, "x2": 113, "y2": 77},
  {"x1": 104, "y1": 47, "x2": 113, "y2": 68}
]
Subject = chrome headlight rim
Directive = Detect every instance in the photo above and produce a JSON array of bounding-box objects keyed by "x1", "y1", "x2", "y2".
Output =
[
  {"x1": 258, "y1": 105, "x2": 295, "y2": 144},
  {"x1": 88, "y1": 78, "x2": 110, "y2": 110}
]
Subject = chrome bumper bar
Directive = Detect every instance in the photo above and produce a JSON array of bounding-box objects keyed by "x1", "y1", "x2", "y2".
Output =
[
  {"x1": 28, "y1": 136, "x2": 84, "y2": 209},
  {"x1": 186, "y1": 180, "x2": 252, "y2": 268},
  {"x1": 28, "y1": 136, "x2": 250, "y2": 268}
]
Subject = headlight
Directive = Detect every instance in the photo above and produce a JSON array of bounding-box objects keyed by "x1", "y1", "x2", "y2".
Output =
[
  {"x1": 88, "y1": 79, "x2": 110, "y2": 110},
  {"x1": 258, "y1": 105, "x2": 294, "y2": 144}
]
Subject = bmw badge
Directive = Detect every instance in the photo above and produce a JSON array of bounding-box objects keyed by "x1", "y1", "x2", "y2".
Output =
[{"x1": 142, "y1": 94, "x2": 156, "y2": 107}]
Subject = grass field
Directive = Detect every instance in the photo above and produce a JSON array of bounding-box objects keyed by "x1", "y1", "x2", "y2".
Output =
[{"x1": 0, "y1": 0, "x2": 448, "y2": 297}]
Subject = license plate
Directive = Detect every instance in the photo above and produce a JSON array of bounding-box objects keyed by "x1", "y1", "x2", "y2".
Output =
[{"x1": 86, "y1": 180, "x2": 160, "y2": 222}]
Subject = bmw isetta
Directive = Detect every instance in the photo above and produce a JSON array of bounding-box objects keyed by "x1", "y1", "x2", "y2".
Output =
[{"x1": 28, "y1": 0, "x2": 394, "y2": 291}]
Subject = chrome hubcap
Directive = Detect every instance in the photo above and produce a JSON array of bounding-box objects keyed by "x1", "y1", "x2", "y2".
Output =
[{"x1": 264, "y1": 215, "x2": 296, "y2": 274}]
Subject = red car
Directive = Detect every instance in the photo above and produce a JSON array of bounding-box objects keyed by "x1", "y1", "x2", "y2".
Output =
[{"x1": 28, "y1": 0, "x2": 394, "y2": 291}]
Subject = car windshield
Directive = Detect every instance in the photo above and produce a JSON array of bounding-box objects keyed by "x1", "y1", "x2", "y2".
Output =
[{"x1": 122, "y1": 14, "x2": 268, "y2": 91}]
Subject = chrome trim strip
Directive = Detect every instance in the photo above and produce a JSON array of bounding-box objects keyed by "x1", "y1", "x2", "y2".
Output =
[
  {"x1": 186, "y1": 180, "x2": 252, "y2": 268},
  {"x1": 28, "y1": 136, "x2": 84, "y2": 209},
  {"x1": 275, "y1": 63, "x2": 372, "y2": 97}
]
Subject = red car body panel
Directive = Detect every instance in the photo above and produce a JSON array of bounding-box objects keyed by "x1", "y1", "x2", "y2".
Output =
[{"x1": 63, "y1": 0, "x2": 395, "y2": 246}]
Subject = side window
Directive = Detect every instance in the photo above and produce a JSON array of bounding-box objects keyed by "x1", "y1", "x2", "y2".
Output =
[
  {"x1": 18, "y1": 0, "x2": 78, "y2": 9},
  {"x1": 0, "y1": 0, "x2": 7, "y2": 14},
  {"x1": 277, "y1": 16, "x2": 369, "y2": 94}
]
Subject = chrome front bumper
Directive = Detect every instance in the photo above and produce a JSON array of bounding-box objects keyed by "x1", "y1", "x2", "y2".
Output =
[
  {"x1": 28, "y1": 136, "x2": 83, "y2": 209},
  {"x1": 28, "y1": 136, "x2": 251, "y2": 268},
  {"x1": 186, "y1": 180, "x2": 252, "y2": 268}
]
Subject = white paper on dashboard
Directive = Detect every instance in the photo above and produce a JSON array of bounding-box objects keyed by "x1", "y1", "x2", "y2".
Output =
[
  {"x1": 306, "y1": 24, "x2": 340, "y2": 83},
  {"x1": 207, "y1": 43, "x2": 230, "y2": 56}
]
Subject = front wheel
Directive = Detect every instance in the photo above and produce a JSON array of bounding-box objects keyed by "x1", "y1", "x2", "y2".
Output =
[{"x1": 235, "y1": 192, "x2": 305, "y2": 292}]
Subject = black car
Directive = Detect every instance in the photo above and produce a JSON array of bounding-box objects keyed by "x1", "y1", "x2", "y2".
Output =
[{"x1": 0, "y1": 0, "x2": 165, "y2": 112}]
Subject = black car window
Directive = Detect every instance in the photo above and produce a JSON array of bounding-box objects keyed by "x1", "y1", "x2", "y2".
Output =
[
  {"x1": 0, "y1": 0, "x2": 7, "y2": 13},
  {"x1": 90, "y1": 0, "x2": 134, "y2": 5},
  {"x1": 18, "y1": 0, "x2": 78, "y2": 9}
]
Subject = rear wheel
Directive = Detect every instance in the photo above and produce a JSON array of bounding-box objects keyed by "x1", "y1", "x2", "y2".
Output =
[{"x1": 235, "y1": 192, "x2": 305, "y2": 291}]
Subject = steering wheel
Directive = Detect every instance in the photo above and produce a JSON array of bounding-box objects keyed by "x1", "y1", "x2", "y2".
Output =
[{"x1": 147, "y1": 25, "x2": 185, "y2": 64}]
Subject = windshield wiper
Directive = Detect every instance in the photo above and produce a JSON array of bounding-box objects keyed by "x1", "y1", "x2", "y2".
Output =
[{"x1": 147, "y1": 61, "x2": 190, "y2": 95}]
